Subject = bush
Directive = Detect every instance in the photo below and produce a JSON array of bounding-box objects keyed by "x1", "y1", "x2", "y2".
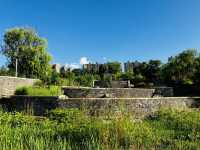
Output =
[
  {"x1": 182, "y1": 79, "x2": 193, "y2": 85},
  {"x1": 15, "y1": 87, "x2": 29, "y2": 95},
  {"x1": 75, "y1": 74, "x2": 94, "y2": 87},
  {"x1": 33, "y1": 80, "x2": 45, "y2": 87}
]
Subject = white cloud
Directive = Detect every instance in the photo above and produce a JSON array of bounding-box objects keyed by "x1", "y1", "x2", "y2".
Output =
[
  {"x1": 70, "y1": 63, "x2": 80, "y2": 69},
  {"x1": 62, "y1": 57, "x2": 90, "y2": 71},
  {"x1": 65, "y1": 63, "x2": 80, "y2": 70},
  {"x1": 80, "y1": 57, "x2": 90, "y2": 65}
]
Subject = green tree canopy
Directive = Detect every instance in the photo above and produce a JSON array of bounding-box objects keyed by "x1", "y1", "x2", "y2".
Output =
[
  {"x1": 1, "y1": 27, "x2": 52, "y2": 79},
  {"x1": 107, "y1": 62, "x2": 121, "y2": 74},
  {"x1": 0, "y1": 66, "x2": 10, "y2": 76},
  {"x1": 162, "y1": 49, "x2": 199, "y2": 84},
  {"x1": 145, "y1": 60, "x2": 162, "y2": 84},
  {"x1": 98, "y1": 64, "x2": 107, "y2": 80}
]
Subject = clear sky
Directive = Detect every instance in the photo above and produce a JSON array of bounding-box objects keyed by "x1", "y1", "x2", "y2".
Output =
[{"x1": 1, "y1": 0, "x2": 200, "y2": 67}]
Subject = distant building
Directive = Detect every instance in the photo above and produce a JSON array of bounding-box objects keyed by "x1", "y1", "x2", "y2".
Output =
[
  {"x1": 124, "y1": 61, "x2": 141, "y2": 72},
  {"x1": 60, "y1": 65, "x2": 69, "y2": 73},
  {"x1": 52, "y1": 64, "x2": 62, "y2": 73},
  {"x1": 83, "y1": 62, "x2": 123, "y2": 74},
  {"x1": 83, "y1": 63, "x2": 102, "y2": 73},
  {"x1": 52, "y1": 64, "x2": 80, "y2": 73}
]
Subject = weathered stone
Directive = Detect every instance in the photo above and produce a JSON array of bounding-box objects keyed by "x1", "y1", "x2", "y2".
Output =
[
  {"x1": 58, "y1": 95, "x2": 69, "y2": 99},
  {"x1": 0, "y1": 76, "x2": 39, "y2": 98},
  {"x1": 62, "y1": 86, "x2": 173, "y2": 98},
  {"x1": 1, "y1": 96, "x2": 199, "y2": 118}
]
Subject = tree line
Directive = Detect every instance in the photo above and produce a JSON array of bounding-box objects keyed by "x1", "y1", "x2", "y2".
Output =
[{"x1": 0, "y1": 27, "x2": 200, "y2": 87}]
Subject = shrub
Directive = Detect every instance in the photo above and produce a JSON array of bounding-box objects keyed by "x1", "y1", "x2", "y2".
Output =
[
  {"x1": 15, "y1": 87, "x2": 29, "y2": 95},
  {"x1": 75, "y1": 74, "x2": 94, "y2": 87},
  {"x1": 33, "y1": 80, "x2": 45, "y2": 87}
]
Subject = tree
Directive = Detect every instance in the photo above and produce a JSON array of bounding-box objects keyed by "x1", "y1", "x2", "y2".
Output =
[
  {"x1": 193, "y1": 56, "x2": 200, "y2": 84},
  {"x1": 72, "y1": 69, "x2": 82, "y2": 76},
  {"x1": 117, "y1": 71, "x2": 134, "y2": 81},
  {"x1": 107, "y1": 62, "x2": 121, "y2": 74},
  {"x1": 65, "y1": 70, "x2": 76, "y2": 86},
  {"x1": 135, "y1": 62, "x2": 147, "y2": 75},
  {"x1": 1, "y1": 27, "x2": 52, "y2": 79},
  {"x1": 98, "y1": 64, "x2": 107, "y2": 80},
  {"x1": 129, "y1": 61, "x2": 147, "y2": 84},
  {"x1": 50, "y1": 70, "x2": 63, "y2": 85},
  {"x1": 162, "y1": 49, "x2": 199, "y2": 85},
  {"x1": 145, "y1": 60, "x2": 162, "y2": 84},
  {"x1": 0, "y1": 66, "x2": 10, "y2": 76},
  {"x1": 75, "y1": 73, "x2": 94, "y2": 87}
]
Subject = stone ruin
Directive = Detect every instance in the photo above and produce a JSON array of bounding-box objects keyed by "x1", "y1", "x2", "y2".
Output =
[
  {"x1": 62, "y1": 83, "x2": 174, "y2": 98},
  {"x1": 2, "y1": 76, "x2": 190, "y2": 118}
]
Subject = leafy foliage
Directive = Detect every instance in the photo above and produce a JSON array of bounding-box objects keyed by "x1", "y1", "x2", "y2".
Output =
[
  {"x1": 75, "y1": 73, "x2": 95, "y2": 87},
  {"x1": 107, "y1": 61, "x2": 122, "y2": 74},
  {"x1": 1, "y1": 27, "x2": 52, "y2": 79},
  {"x1": 0, "y1": 66, "x2": 12, "y2": 76},
  {"x1": 162, "y1": 49, "x2": 199, "y2": 84},
  {"x1": 145, "y1": 60, "x2": 162, "y2": 83}
]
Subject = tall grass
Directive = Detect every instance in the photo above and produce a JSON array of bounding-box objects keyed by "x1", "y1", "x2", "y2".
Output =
[
  {"x1": 15, "y1": 86, "x2": 61, "y2": 96},
  {"x1": 0, "y1": 108, "x2": 200, "y2": 149}
]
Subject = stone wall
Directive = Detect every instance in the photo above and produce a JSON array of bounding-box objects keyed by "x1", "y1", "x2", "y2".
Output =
[
  {"x1": 62, "y1": 87, "x2": 174, "y2": 98},
  {"x1": 1, "y1": 96, "x2": 199, "y2": 118},
  {"x1": 94, "y1": 80, "x2": 132, "y2": 88},
  {"x1": 0, "y1": 76, "x2": 38, "y2": 97}
]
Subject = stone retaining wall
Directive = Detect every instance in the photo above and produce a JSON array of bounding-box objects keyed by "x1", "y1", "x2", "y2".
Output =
[
  {"x1": 62, "y1": 87, "x2": 174, "y2": 98},
  {"x1": 94, "y1": 80, "x2": 131, "y2": 88},
  {"x1": 1, "y1": 96, "x2": 199, "y2": 117},
  {"x1": 0, "y1": 76, "x2": 38, "y2": 97}
]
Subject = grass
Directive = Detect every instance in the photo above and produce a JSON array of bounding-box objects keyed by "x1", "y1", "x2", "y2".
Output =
[
  {"x1": 0, "y1": 108, "x2": 200, "y2": 149},
  {"x1": 15, "y1": 86, "x2": 61, "y2": 96}
]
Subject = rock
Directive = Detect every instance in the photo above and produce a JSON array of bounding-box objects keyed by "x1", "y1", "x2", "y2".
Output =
[
  {"x1": 58, "y1": 95, "x2": 68, "y2": 100},
  {"x1": 101, "y1": 93, "x2": 112, "y2": 98}
]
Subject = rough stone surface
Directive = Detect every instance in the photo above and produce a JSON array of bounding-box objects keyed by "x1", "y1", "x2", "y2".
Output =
[
  {"x1": 0, "y1": 76, "x2": 38, "y2": 97},
  {"x1": 62, "y1": 87, "x2": 174, "y2": 98},
  {"x1": 94, "y1": 80, "x2": 132, "y2": 88},
  {"x1": 1, "y1": 96, "x2": 199, "y2": 117}
]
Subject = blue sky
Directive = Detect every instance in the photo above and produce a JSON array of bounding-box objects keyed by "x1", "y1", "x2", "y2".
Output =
[{"x1": 1, "y1": 0, "x2": 200, "y2": 67}]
